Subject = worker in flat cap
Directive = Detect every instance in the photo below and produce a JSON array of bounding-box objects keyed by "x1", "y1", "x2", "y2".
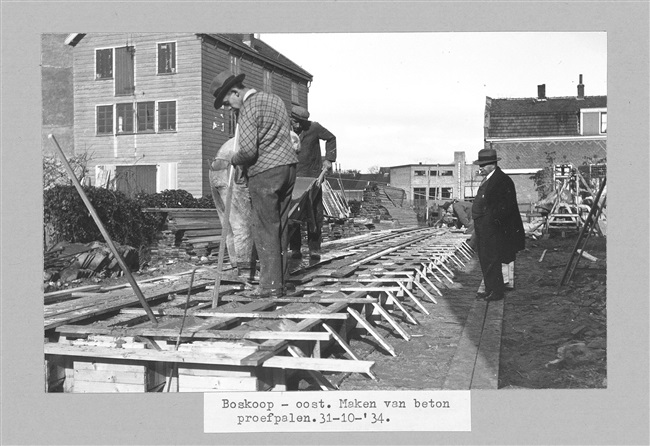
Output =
[
  {"x1": 471, "y1": 148, "x2": 525, "y2": 302},
  {"x1": 288, "y1": 105, "x2": 337, "y2": 260},
  {"x1": 210, "y1": 70, "x2": 298, "y2": 298},
  {"x1": 442, "y1": 199, "x2": 476, "y2": 250}
]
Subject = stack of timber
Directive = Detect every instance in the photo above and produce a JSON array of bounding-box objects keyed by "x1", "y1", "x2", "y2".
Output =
[
  {"x1": 144, "y1": 208, "x2": 222, "y2": 257},
  {"x1": 44, "y1": 227, "x2": 485, "y2": 393}
]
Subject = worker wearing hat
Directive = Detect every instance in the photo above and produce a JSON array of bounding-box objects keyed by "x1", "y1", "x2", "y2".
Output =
[
  {"x1": 210, "y1": 70, "x2": 298, "y2": 298},
  {"x1": 471, "y1": 148, "x2": 525, "y2": 301},
  {"x1": 288, "y1": 105, "x2": 337, "y2": 260},
  {"x1": 442, "y1": 199, "x2": 476, "y2": 250}
]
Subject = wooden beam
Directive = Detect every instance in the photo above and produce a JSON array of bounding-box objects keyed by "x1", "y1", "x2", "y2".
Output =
[
  {"x1": 55, "y1": 325, "x2": 331, "y2": 341},
  {"x1": 264, "y1": 354, "x2": 375, "y2": 375},
  {"x1": 347, "y1": 307, "x2": 396, "y2": 357},
  {"x1": 119, "y1": 308, "x2": 348, "y2": 320}
]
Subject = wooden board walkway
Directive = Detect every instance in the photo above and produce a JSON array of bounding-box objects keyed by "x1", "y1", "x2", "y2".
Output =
[{"x1": 44, "y1": 227, "x2": 503, "y2": 392}]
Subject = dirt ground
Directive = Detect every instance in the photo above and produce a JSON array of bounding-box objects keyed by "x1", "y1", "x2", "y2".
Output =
[
  {"x1": 498, "y1": 233, "x2": 607, "y2": 389},
  {"x1": 45, "y1": 229, "x2": 607, "y2": 390}
]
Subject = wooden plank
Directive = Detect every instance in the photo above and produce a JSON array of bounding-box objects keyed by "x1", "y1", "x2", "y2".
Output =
[
  {"x1": 44, "y1": 285, "x2": 103, "y2": 304},
  {"x1": 371, "y1": 302, "x2": 411, "y2": 341},
  {"x1": 385, "y1": 291, "x2": 419, "y2": 325},
  {"x1": 178, "y1": 375, "x2": 259, "y2": 392},
  {"x1": 56, "y1": 325, "x2": 331, "y2": 341},
  {"x1": 43, "y1": 280, "x2": 212, "y2": 330},
  {"x1": 470, "y1": 299, "x2": 504, "y2": 390},
  {"x1": 264, "y1": 355, "x2": 375, "y2": 375},
  {"x1": 74, "y1": 368, "x2": 146, "y2": 385},
  {"x1": 178, "y1": 365, "x2": 254, "y2": 377},
  {"x1": 119, "y1": 308, "x2": 348, "y2": 320},
  {"x1": 347, "y1": 307, "x2": 396, "y2": 357},
  {"x1": 397, "y1": 281, "x2": 430, "y2": 315},
  {"x1": 240, "y1": 299, "x2": 351, "y2": 366},
  {"x1": 71, "y1": 380, "x2": 145, "y2": 393},
  {"x1": 45, "y1": 343, "x2": 252, "y2": 366},
  {"x1": 286, "y1": 345, "x2": 336, "y2": 390},
  {"x1": 443, "y1": 300, "x2": 488, "y2": 390}
]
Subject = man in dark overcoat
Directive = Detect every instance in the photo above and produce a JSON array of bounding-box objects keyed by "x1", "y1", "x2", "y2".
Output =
[{"x1": 471, "y1": 148, "x2": 525, "y2": 301}]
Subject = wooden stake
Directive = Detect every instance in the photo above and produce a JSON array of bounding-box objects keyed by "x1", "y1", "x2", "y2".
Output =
[{"x1": 48, "y1": 134, "x2": 158, "y2": 325}]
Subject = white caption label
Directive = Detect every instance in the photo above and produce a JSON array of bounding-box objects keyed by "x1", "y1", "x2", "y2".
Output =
[{"x1": 204, "y1": 390, "x2": 471, "y2": 432}]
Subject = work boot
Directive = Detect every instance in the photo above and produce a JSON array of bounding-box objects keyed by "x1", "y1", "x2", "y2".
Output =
[
  {"x1": 291, "y1": 249, "x2": 303, "y2": 259},
  {"x1": 309, "y1": 250, "x2": 321, "y2": 261}
]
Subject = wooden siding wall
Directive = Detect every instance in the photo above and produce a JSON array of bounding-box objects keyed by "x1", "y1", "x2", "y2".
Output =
[
  {"x1": 73, "y1": 33, "x2": 204, "y2": 195},
  {"x1": 200, "y1": 36, "x2": 309, "y2": 196}
]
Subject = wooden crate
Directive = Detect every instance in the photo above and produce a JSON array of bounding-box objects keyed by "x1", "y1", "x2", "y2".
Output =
[
  {"x1": 68, "y1": 359, "x2": 167, "y2": 393},
  {"x1": 177, "y1": 364, "x2": 260, "y2": 392}
]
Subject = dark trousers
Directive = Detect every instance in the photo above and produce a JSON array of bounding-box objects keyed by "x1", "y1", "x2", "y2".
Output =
[
  {"x1": 289, "y1": 187, "x2": 323, "y2": 252},
  {"x1": 248, "y1": 164, "x2": 296, "y2": 292},
  {"x1": 474, "y1": 216, "x2": 504, "y2": 295}
]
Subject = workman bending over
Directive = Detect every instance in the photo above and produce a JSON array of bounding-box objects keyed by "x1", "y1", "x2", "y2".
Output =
[
  {"x1": 289, "y1": 106, "x2": 337, "y2": 260},
  {"x1": 210, "y1": 70, "x2": 297, "y2": 298},
  {"x1": 442, "y1": 199, "x2": 477, "y2": 250}
]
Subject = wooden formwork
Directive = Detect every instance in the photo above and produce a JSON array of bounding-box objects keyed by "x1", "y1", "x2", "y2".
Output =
[{"x1": 44, "y1": 227, "x2": 473, "y2": 393}]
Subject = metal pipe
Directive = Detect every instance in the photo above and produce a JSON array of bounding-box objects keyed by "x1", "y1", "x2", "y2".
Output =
[{"x1": 48, "y1": 134, "x2": 158, "y2": 325}]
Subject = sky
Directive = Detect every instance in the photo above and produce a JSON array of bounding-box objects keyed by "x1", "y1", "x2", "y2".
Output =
[{"x1": 260, "y1": 32, "x2": 607, "y2": 173}]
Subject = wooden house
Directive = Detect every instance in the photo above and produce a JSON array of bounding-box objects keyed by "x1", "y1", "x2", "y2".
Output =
[
  {"x1": 65, "y1": 33, "x2": 313, "y2": 197},
  {"x1": 484, "y1": 75, "x2": 607, "y2": 203}
]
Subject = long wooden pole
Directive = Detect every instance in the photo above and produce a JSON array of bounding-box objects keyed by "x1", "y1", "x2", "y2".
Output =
[
  {"x1": 212, "y1": 125, "x2": 239, "y2": 308},
  {"x1": 48, "y1": 134, "x2": 158, "y2": 325}
]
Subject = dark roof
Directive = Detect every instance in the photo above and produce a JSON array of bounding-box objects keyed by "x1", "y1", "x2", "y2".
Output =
[
  {"x1": 65, "y1": 33, "x2": 312, "y2": 81},
  {"x1": 205, "y1": 34, "x2": 313, "y2": 81},
  {"x1": 487, "y1": 96, "x2": 607, "y2": 138},
  {"x1": 493, "y1": 139, "x2": 607, "y2": 169}
]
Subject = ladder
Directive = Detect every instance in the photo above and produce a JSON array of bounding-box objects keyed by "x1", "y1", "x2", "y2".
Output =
[{"x1": 559, "y1": 177, "x2": 607, "y2": 286}]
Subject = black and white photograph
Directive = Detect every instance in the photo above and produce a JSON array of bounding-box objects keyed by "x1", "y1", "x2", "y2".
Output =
[
  {"x1": 40, "y1": 31, "x2": 608, "y2": 394},
  {"x1": 2, "y1": 1, "x2": 648, "y2": 445}
]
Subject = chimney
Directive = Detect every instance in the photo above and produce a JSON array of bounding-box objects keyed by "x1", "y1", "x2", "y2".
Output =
[
  {"x1": 577, "y1": 74, "x2": 585, "y2": 99},
  {"x1": 242, "y1": 34, "x2": 254, "y2": 47},
  {"x1": 537, "y1": 84, "x2": 546, "y2": 100}
]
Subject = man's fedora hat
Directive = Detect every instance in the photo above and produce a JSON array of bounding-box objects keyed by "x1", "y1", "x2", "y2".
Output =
[
  {"x1": 210, "y1": 71, "x2": 245, "y2": 109},
  {"x1": 473, "y1": 148, "x2": 501, "y2": 166},
  {"x1": 291, "y1": 106, "x2": 310, "y2": 121}
]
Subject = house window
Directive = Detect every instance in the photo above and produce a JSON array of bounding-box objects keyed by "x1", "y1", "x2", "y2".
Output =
[
  {"x1": 158, "y1": 101, "x2": 176, "y2": 131},
  {"x1": 230, "y1": 55, "x2": 240, "y2": 75},
  {"x1": 291, "y1": 81, "x2": 299, "y2": 104},
  {"x1": 263, "y1": 69, "x2": 272, "y2": 93},
  {"x1": 226, "y1": 109, "x2": 236, "y2": 136},
  {"x1": 96, "y1": 48, "x2": 113, "y2": 79},
  {"x1": 157, "y1": 42, "x2": 176, "y2": 74},
  {"x1": 414, "y1": 170, "x2": 426, "y2": 176},
  {"x1": 429, "y1": 170, "x2": 438, "y2": 176},
  {"x1": 137, "y1": 102, "x2": 155, "y2": 132},
  {"x1": 96, "y1": 105, "x2": 113, "y2": 134},
  {"x1": 413, "y1": 187, "x2": 427, "y2": 202},
  {"x1": 580, "y1": 109, "x2": 607, "y2": 135},
  {"x1": 428, "y1": 187, "x2": 438, "y2": 200},
  {"x1": 114, "y1": 46, "x2": 135, "y2": 96},
  {"x1": 441, "y1": 170, "x2": 453, "y2": 176},
  {"x1": 116, "y1": 103, "x2": 134, "y2": 133},
  {"x1": 441, "y1": 187, "x2": 453, "y2": 199}
]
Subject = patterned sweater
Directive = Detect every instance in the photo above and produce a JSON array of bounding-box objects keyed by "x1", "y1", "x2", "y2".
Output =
[{"x1": 231, "y1": 91, "x2": 298, "y2": 177}]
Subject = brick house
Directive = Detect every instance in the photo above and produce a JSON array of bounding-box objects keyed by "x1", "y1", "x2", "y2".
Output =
[
  {"x1": 388, "y1": 151, "x2": 481, "y2": 207},
  {"x1": 484, "y1": 76, "x2": 607, "y2": 204},
  {"x1": 65, "y1": 33, "x2": 312, "y2": 197}
]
